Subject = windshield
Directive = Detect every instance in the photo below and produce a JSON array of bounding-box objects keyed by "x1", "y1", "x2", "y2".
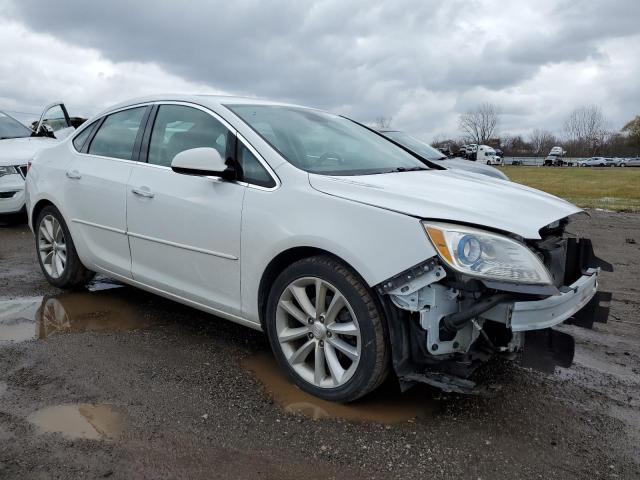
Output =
[
  {"x1": 381, "y1": 131, "x2": 446, "y2": 160},
  {"x1": 0, "y1": 112, "x2": 32, "y2": 139},
  {"x1": 227, "y1": 105, "x2": 428, "y2": 175}
]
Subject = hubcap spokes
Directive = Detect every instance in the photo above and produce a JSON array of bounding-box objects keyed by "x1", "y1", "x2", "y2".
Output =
[
  {"x1": 276, "y1": 277, "x2": 361, "y2": 388},
  {"x1": 38, "y1": 215, "x2": 67, "y2": 279}
]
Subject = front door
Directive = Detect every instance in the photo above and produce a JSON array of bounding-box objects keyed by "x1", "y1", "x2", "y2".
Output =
[{"x1": 126, "y1": 104, "x2": 244, "y2": 315}]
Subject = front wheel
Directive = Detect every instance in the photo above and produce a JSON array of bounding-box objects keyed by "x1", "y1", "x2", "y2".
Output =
[
  {"x1": 35, "y1": 206, "x2": 95, "y2": 288},
  {"x1": 265, "y1": 256, "x2": 389, "y2": 403}
]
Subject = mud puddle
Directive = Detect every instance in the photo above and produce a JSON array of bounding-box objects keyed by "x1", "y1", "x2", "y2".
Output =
[
  {"x1": 27, "y1": 404, "x2": 123, "y2": 440},
  {"x1": 242, "y1": 351, "x2": 441, "y2": 423},
  {"x1": 0, "y1": 286, "x2": 159, "y2": 343}
]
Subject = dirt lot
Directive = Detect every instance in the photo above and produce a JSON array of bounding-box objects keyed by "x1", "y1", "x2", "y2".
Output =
[{"x1": 0, "y1": 210, "x2": 639, "y2": 480}]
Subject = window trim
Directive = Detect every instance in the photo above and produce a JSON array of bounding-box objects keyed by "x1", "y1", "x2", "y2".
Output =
[
  {"x1": 140, "y1": 101, "x2": 280, "y2": 191},
  {"x1": 71, "y1": 119, "x2": 100, "y2": 153},
  {"x1": 72, "y1": 102, "x2": 154, "y2": 161}
]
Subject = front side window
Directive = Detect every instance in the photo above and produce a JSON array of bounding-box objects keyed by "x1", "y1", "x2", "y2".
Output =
[
  {"x1": 148, "y1": 105, "x2": 229, "y2": 167},
  {"x1": 227, "y1": 105, "x2": 428, "y2": 176},
  {"x1": 237, "y1": 142, "x2": 276, "y2": 188},
  {"x1": 88, "y1": 107, "x2": 146, "y2": 160}
]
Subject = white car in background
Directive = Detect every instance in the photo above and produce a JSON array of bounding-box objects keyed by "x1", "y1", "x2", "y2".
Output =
[
  {"x1": 26, "y1": 95, "x2": 610, "y2": 401},
  {"x1": 577, "y1": 157, "x2": 607, "y2": 167},
  {"x1": 0, "y1": 103, "x2": 77, "y2": 221}
]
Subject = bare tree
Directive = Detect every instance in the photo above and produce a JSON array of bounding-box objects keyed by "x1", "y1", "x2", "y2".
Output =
[
  {"x1": 374, "y1": 116, "x2": 393, "y2": 129},
  {"x1": 458, "y1": 103, "x2": 499, "y2": 145},
  {"x1": 563, "y1": 105, "x2": 609, "y2": 156},
  {"x1": 622, "y1": 115, "x2": 640, "y2": 150},
  {"x1": 529, "y1": 129, "x2": 558, "y2": 156}
]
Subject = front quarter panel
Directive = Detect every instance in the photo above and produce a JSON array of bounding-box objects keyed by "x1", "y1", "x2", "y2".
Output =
[{"x1": 240, "y1": 174, "x2": 437, "y2": 324}]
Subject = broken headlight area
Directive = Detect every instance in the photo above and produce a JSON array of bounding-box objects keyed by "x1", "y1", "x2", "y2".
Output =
[{"x1": 377, "y1": 221, "x2": 612, "y2": 395}]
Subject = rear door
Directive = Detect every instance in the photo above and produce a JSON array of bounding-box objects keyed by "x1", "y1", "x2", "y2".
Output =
[
  {"x1": 62, "y1": 105, "x2": 151, "y2": 278},
  {"x1": 126, "y1": 103, "x2": 245, "y2": 315}
]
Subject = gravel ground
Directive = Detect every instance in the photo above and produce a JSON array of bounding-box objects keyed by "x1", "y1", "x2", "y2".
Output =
[{"x1": 0, "y1": 210, "x2": 638, "y2": 479}]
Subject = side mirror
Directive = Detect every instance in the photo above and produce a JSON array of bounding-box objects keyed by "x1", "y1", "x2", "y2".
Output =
[{"x1": 171, "y1": 147, "x2": 233, "y2": 179}]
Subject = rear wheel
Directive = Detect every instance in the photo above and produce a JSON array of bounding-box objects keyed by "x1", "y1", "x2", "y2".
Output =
[
  {"x1": 265, "y1": 255, "x2": 389, "y2": 402},
  {"x1": 35, "y1": 206, "x2": 94, "y2": 289}
]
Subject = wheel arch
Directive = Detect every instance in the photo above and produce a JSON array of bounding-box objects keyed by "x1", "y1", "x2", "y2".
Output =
[
  {"x1": 31, "y1": 198, "x2": 62, "y2": 231},
  {"x1": 257, "y1": 246, "x2": 366, "y2": 330}
]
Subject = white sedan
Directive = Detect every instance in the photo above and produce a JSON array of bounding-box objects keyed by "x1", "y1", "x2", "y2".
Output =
[
  {"x1": 0, "y1": 103, "x2": 77, "y2": 221},
  {"x1": 26, "y1": 95, "x2": 609, "y2": 401}
]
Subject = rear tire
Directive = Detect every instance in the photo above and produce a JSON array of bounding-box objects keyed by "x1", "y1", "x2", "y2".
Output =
[
  {"x1": 265, "y1": 255, "x2": 389, "y2": 403},
  {"x1": 35, "y1": 206, "x2": 95, "y2": 289}
]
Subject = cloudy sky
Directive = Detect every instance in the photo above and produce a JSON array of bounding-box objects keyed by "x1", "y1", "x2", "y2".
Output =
[{"x1": 0, "y1": 0, "x2": 638, "y2": 142}]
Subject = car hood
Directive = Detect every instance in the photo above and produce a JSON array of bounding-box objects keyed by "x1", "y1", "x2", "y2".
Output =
[
  {"x1": 0, "y1": 137, "x2": 59, "y2": 166},
  {"x1": 308, "y1": 169, "x2": 581, "y2": 239},
  {"x1": 437, "y1": 158, "x2": 508, "y2": 180}
]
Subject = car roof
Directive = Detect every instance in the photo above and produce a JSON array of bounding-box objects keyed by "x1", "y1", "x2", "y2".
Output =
[{"x1": 95, "y1": 94, "x2": 317, "y2": 118}]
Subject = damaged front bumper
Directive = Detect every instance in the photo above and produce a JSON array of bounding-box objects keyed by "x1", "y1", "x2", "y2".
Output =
[
  {"x1": 481, "y1": 268, "x2": 599, "y2": 332},
  {"x1": 378, "y1": 235, "x2": 612, "y2": 394}
]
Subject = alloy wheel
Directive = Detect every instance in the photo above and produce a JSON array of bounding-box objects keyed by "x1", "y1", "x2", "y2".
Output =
[
  {"x1": 38, "y1": 215, "x2": 67, "y2": 279},
  {"x1": 275, "y1": 277, "x2": 361, "y2": 388}
]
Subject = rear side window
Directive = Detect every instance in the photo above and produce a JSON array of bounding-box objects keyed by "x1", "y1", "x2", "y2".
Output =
[
  {"x1": 237, "y1": 142, "x2": 276, "y2": 188},
  {"x1": 72, "y1": 122, "x2": 96, "y2": 151},
  {"x1": 148, "y1": 105, "x2": 230, "y2": 167},
  {"x1": 88, "y1": 107, "x2": 146, "y2": 160}
]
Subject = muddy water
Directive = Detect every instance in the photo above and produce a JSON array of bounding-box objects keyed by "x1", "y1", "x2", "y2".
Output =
[
  {"x1": 242, "y1": 352, "x2": 440, "y2": 423},
  {"x1": 0, "y1": 286, "x2": 158, "y2": 343},
  {"x1": 27, "y1": 404, "x2": 123, "y2": 440}
]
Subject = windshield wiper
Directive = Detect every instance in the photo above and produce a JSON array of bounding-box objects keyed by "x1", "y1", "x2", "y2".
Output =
[{"x1": 388, "y1": 166, "x2": 429, "y2": 173}]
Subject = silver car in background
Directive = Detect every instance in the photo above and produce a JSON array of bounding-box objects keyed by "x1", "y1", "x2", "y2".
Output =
[{"x1": 378, "y1": 130, "x2": 509, "y2": 180}]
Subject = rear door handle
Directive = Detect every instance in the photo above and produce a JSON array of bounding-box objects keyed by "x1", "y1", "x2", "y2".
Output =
[
  {"x1": 66, "y1": 169, "x2": 81, "y2": 180},
  {"x1": 131, "y1": 187, "x2": 155, "y2": 199}
]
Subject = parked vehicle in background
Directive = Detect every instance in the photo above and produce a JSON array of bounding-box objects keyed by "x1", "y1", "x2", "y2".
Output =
[
  {"x1": 620, "y1": 157, "x2": 640, "y2": 167},
  {"x1": 603, "y1": 157, "x2": 626, "y2": 167},
  {"x1": 460, "y1": 144, "x2": 478, "y2": 159},
  {"x1": 543, "y1": 146, "x2": 573, "y2": 167},
  {"x1": 577, "y1": 157, "x2": 607, "y2": 167},
  {"x1": 436, "y1": 146, "x2": 454, "y2": 158},
  {"x1": 494, "y1": 148, "x2": 503, "y2": 159},
  {"x1": 26, "y1": 94, "x2": 609, "y2": 401},
  {"x1": 378, "y1": 130, "x2": 508, "y2": 180},
  {"x1": 475, "y1": 145, "x2": 502, "y2": 165},
  {"x1": 1, "y1": 103, "x2": 79, "y2": 221}
]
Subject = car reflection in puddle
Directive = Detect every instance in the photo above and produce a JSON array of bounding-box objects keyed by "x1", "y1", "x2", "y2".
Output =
[
  {"x1": 27, "y1": 404, "x2": 123, "y2": 440},
  {"x1": 242, "y1": 352, "x2": 442, "y2": 424},
  {"x1": 0, "y1": 279, "x2": 159, "y2": 343}
]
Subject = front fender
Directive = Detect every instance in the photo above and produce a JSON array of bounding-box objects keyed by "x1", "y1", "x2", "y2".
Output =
[{"x1": 240, "y1": 185, "x2": 436, "y2": 323}]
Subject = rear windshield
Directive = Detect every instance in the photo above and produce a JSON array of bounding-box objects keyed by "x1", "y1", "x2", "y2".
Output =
[{"x1": 226, "y1": 105, "x2": 428, "y2": 176}]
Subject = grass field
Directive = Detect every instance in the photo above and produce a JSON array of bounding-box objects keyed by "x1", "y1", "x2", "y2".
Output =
[{"x1": 499, "y1": 166, "x2": 640, "y2": 212}]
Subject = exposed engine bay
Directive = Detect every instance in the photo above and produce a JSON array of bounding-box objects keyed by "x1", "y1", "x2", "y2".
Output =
[{"x1": 377, "y1": 215, "x2": 613, "y2": 394}]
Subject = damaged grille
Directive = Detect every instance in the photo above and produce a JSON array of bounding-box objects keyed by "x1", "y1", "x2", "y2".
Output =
[{"x1": 532, "y1": 221, "x2": 611, "y2": 288}]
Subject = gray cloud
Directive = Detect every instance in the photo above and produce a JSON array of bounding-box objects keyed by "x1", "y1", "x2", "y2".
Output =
[{"x1": 1, "y1": 0, "x2": 639, "y2": 141}]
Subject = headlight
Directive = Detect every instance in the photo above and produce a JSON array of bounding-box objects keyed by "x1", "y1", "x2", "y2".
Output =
[
  {"x1": 0, "y1": 166, "x2": 19, "y2": 177},
  {"x1": 423, "y1": 221, "x2": 552, "y2": 285}
]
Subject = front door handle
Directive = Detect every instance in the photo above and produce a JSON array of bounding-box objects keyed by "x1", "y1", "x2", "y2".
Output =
[
  {"x1": 131, "y1": 187, "x2": 155, "y2": 199},
  {"x1": 66, "y1": 169, "x2": 81, "y2": 180}
]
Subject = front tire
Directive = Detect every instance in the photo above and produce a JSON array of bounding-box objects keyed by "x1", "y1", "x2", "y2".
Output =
[
  {"x1": 265, "y1": 255, "x2": 389, "y2": 403},
  {"x1": 35, "y1": 206, "x2": 94, "y2": 289}
]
